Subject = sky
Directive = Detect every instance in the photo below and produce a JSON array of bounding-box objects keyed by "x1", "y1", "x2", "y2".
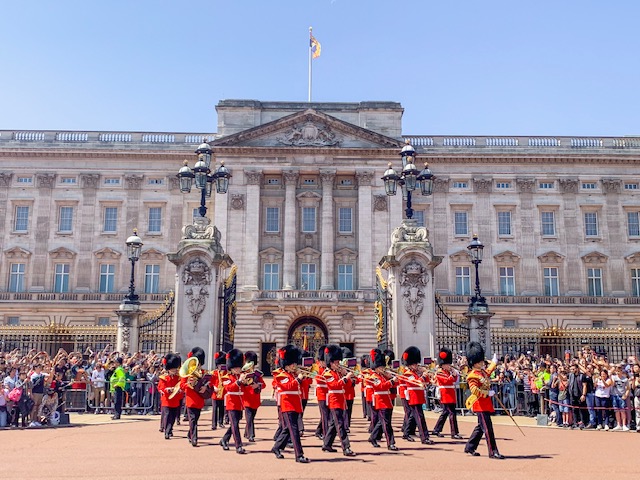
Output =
[{"x1": 1, "y1": 0, "x2": 639, "y2": 136}]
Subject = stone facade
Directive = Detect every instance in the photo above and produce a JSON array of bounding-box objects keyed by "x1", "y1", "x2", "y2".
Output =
[{"x1": 1, "y1": 102, "x2": 640, "y2": 359}]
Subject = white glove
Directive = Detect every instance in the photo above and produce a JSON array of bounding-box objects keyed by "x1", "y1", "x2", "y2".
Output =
[
  {"x1": 491, "y1": 353, "x2": 498, "y2": 364},
  {"x1": 488, "y1": 390, "x2": 495, "y2": 397}
]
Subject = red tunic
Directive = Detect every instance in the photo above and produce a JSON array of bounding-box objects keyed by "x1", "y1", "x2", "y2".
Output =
[
  {"x1": 158, "y1": 373, "x2": 182, "y2": 408},
  {"x1": 467, "y1": 363, "x2": 496, "y2": 413},
  {"x1": 242, "y1": 374, "x2": 266, "y2": 410},
  {"x1": 181, "y1": 368, "x2": 212, "y2": 409},
  {"x1": 210, "y1": 369, "x2": 226, "y2": 402},
  {"x1": 370, "y1": 372, "x2": 395, "y2": 410},
  {"x1": 403, "y1": 369, "x2": 428, "y2": 406},
  {"x1": 273, "y1": 371, "x2": 303, "y2": 413},
  {"x1": 222, "y1": 373, "x2": 244, "y2": 411},
  {"x1": 436, "y1": 368, "x2": 458, "y2": 404},
  {"x1": 344, "y1": 378, "x2": 356, "y2": 401},
  {"x1": 323, "y1": 368, "x2": 347, "y2": 410},
  {"x1": 315, "y1": 366, "x2": 328, "y2": 402},
  {"x1": 300, "y1": 377, "x2": 313, "y2": 401}
]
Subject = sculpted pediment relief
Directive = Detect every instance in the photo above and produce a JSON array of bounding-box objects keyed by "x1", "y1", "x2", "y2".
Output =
[
  {"x1": 494, "y1": 250, "x2": 521, "y2": 265},
  {"x1": 49, "y1": 247, "x2": 77, "y2": 259},
  {"x1": 449, "y1": 250, "x2": 470, "y2": 263},
  {"x1": 625, "y1": 252, "x2": 640, "y2": 264},
  {"x1": 4, "y1": 246, "x2": 32, "y2": 259},
  {"x1": 94, "y1": 247, "x2": 122, "y2": 260},
  {"x1": 211, "y1": 109, "x2": 403, "y2": 150},
  {"x1": 140, "y1": 248, "x2": 165, "y2": 261},
  {"x1": 296, "y1": 247, "x2": 321, "y2": 262},
  {"x1": 538, "y1": 251, "x2": 565, "y2": 264},
  {"x1": 581, "y1": 251, "x2": 608, "y2": 265},
  {"x1": 259, "y1": 247, "x2": 283, "y2": 263},
  {"x1": 334, "y1": 247, "x2": 358, "y2": 263}
]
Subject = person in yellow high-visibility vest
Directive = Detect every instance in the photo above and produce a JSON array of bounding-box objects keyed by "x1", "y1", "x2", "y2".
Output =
[{"x1": 110, "y1": 357, "x2": 127, "y2": 420}]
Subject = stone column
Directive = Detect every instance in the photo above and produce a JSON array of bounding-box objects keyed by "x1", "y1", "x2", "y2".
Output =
[
  {"x1": 243, "y1": 170, "x2": 262, "y2": 291},
  {"x1": 559, "y1": 178, "x2": 581, "y2": 294},
  {"x1": 115, "y1": 302, "x2": 144, "y2": 354},
  {"x1": 463, "y1": 311, "x2": 495, "y2": 358},
  {"x1": 473, "y1": 178, "x2": 494, "y2": 293},
  {"x1": 516, "y1": 177, "x2": 537, "y2": 294},
  {"x1": 168, "y1": 217, "x2": 232, "y2": 368},
  {"x1": 356, "y1": 171, "x2": 374, "y2": 289},
  {"x1": 0, "y1": 173, "x2": 13, "y2": 255},
  {"x1": 602, "y1": 178, "x2": 625, "y2": 294},
  {"x1": 432, "y1": 177, "x2": 450, "y2": 292},
  {"x1": 30, "y1": 173, "x2": 56, "y2": 290},
  {"x1": 282, "y1": 170, "x2": 299, "y2": 290},
  {"x1": 77, "y1": 174, "x2": 100, "y2": 291},
  {"x1": 320, "y1": 170, "x2": 336, "y2": 289}
]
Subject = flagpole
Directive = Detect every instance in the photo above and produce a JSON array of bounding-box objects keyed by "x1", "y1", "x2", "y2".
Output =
[{"x1": 308, "y1": 26, "x2": 312, "y2": 102}]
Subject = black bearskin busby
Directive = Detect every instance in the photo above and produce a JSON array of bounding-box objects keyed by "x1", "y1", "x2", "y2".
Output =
[
  {"x1": 281, "y1": 344, "x2": 301, "y2": 368},
  {"x1": 438, "y1": 347, "x2": 453, "y2": 366},
  {"x1": 361, "y1": 354, "x2": 370, "y2": 369},
  {"x1": 226, "y1": 348, "x2": 244, "y2": 369},
  {"x1": 244, "y1": 350, "x2": 258, "y2": 365},
  {"x1": 316, "y1": 344, "x2": 327, "y2": 363},
  {"x1": 402, "y1": 346, "x2": 421, "y2": 366},
  {"x1": 189, "y1": 347, "x2": 205, "y2": 366},
  {"x1": 466, "y1": 341, "x2": 485, "y2": 367},
  {"x1": 370, "y1": 348, "x2": 386, "y2": 369},
  {"x1": 164, "y1": 353, "x2": 181, "y2": 370},
  {"x1": 324, "y1": 344, "x2": 343, "y2": 364},
  {"x1": 341, "y1": 346, "x2": 353, "y2": 359},
  {"x1": 383, "y1": 349, "x2": 395, "y2": 367},
  {"x1": 214, "y1": 351, "x2": 226, "y2": 366}
]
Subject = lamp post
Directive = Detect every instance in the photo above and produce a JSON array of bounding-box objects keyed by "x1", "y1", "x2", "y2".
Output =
[
  {"x1": 124, "y1": 229, "x2": 143, "y2": 305},
  {"x1": 382, "y1": 140, "x2": 434, "y2": 219},
  {"x1": 467, "y1": 233, "x2": 488, "y2": 314},
  {"x1": 177, "y1": 142, "x2": 231, "y2": 218}
]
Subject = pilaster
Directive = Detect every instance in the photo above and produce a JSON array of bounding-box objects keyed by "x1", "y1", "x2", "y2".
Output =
[{"x1": 282, "y1": 170, "x2": 299, "y2": 289}]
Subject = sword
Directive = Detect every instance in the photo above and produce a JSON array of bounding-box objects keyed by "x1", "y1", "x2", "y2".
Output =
[{"x1": 494, "y1": 394, "x2": 526, "y2": 437}]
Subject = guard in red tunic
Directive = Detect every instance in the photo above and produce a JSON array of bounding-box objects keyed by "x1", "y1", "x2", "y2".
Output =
[
  {"x1": 321, "y1": 344, "x2": 355, "y2": 456},
  {"x1": 432, "y1": 347, "x2": 462, "y2": 439},
  {"x1": 360, "y1": 355, "x2": 371, "y2": 421},
  {"x1": 211, "y1": 351, "x2": 226, "y2": 430},
  {"x1": 297, "y1": 350, "x2": 314, "y2": 436},
  {"x1": 242, "y1": 350, "x2": 266, "y2": 442},
  {"x1": 158, "y1": 353, "x2": 182, "y2": 440},
  {"x1": 180, "y1": 347, "x2": 212, "y2": 447},
  {"x1": 271, "y1": 345, "x2": 310, "y2": 463},
  {"x1": 464, "y1": 341, "x2": 504, "y2": 459},
  {"x1": 313, "y1": 345, "x2": 329, "y2": 439},
  {"x1": 367, "y1": 348, "x2": 398, "y2": 450},
  {"x1": 341, "y1": 347, "x2": 356, "y2": 433},
  {"x1": 220, "y1": 348, "x2": 248, "y2": 454},
  {"x1": 400, "y1": 346, "x2": 434, "y2": 445}
]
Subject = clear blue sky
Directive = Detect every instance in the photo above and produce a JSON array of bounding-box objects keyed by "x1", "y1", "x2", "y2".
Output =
[{"x1": 1, "y1": 0, "x2": 638, "y2": 136}]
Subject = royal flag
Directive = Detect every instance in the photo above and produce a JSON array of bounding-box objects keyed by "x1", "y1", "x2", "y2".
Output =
[
  {"x1": 302, "y1": 333, "x2": 309, "y2": 352},
  {"x1": 310, "y1": 35, "x2": 321, "y2": 59}
]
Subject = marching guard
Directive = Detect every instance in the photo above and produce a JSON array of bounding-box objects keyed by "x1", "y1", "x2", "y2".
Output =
[
  {"x1": 157, "y1": 353, "x2": 182, "y2": 440},
  {"x1": 211, "y1": 351, "x2": 226, "y2": 430},
  {"x1": 314, "y1": 345, "x2": 329, "y2": 440},
  {"x1": 180, "y1": 347, "x2": 213, "y2": 447},
  {"x1": 367, "y1": 348, "x2": 398, "y2": 450},
  {"x1": 242, "y1": 350, "x2": 266, "y2": 442},
  {"x1": 400, "y1": 346, "x2": 435, "y2": 445},
  {"x1": 432, "y1": 347, "x2": 462, "y2": 439},
  {"x1": 220, "y1": 348, "x2": 248, "y2": 454}
]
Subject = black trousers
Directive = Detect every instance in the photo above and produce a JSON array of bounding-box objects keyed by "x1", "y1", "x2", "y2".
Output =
[
  {"x1": 274, "y1": 410, "x2": 304, "y2": 458},
  {"x1": 323, "y1": 408, "x2": 351, "y2": 451},
  {"x1": 113, "y1": 387, "x2": 123, "y2": 417},
  {"x1": 162, "y1": 406, "x2": 180, "y2": 435},
  {"x1": 345, "y1": 399, "x2": 354, "y2": 430},
  {"x1": 315, "y1": 399, "x2": 329, "y2": 437},
  {"x1": 212, "y1": 398, "x2": 225, "y2": 428},
  {"x1": 409, "y1": 404, "x2": 430, "y2": 441},
  {"x1": 401, "y1": 398, "x2": 416, "y2": 436},
  {"x1": 433, "y1": 402, "x2": 459, "y2": 436},
  {"x1": 466, "y1": 411, "x2": 498, "y2": 456},
  {"x1": 244, "y1": 407, "x2": 257, "y2": 439},
  {"x1": 222, "y1": 409, "x2": 243, "y2": 448},
  {"x1": 298, "y1": 399, "x2": 308, "y2": 433},
  {"x1": 187, "y1": 407, "x2": 201, "y2": 441},
  {"x1": 570, "y1": 396, "x2": 589, "y2": 426},
  {"x1": 362, "y1": 391, "x2": 370, "y2": 419},
  {"x1": 369, "y1": 407, "x2": 395, "y2": 447}
]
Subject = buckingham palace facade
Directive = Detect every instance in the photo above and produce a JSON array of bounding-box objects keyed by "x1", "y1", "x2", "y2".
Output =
[{"x1": 1, "y1": 99, "x2": 640, "y2": 358}]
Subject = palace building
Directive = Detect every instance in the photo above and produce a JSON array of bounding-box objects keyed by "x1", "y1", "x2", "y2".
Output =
[{"x1": 1, "y1": 99, "x2": 640, "y2": 362}]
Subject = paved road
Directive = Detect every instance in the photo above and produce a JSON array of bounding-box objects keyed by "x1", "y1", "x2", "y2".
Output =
[{"x1": 4, "y1": 405, "x2": 637, "y2": 480}]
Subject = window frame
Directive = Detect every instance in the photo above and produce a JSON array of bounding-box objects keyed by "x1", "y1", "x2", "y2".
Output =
[
  {"x1": 300, "y1": 263, "x2": 317, "y2": 290},
  {"x1": 499, "y1": 266, "x2": 516, "y2": 296},
  {"x1": 338, "y1": 207, "x2": 353, "y2": 235},
  {"x1": 14, "y1": 205, "x2": 29, "y2": 232},
  {"x1": 54, "y1": 263, "x2": 70, "y2": 293},
  {"x1": 8, "y1": 263, "x2": 26, "y2": 292},
  {"x1": 58, "y1": 206, "x2": 74, "y2": 233},
  {"x1": 148, "y1": 206, "x2": 162, "y2": 233},
  {"x1": 455, "y1": 266, "x2": 471, "y2": 295},
  {"x1": 337, "y1": 264, "x2": 354, "y2": 291},
  {"x1": 263, "y1": 263, "x2": 280, "y2": 290},
  {"x1": 497, "y1": 211, "x2": 512, "y2": 237},
  {"x1": 99, "y1": 264, "x2": 116, "y2": 293},
  {"x1": 584, "y1": 211, "x2": 599, "y2": 237},
  {"x1": 543, "y1": 266, "x2": 559, "y2": 296},
  {"x1": 453, "y1": 211, "x2": 469, "y2": 236},
  {"x1": 540, "y1": 210, "x2": 556, "y2": 237},
  {"x1": 265, "y1": 207, "x2": 280, "y2": 233},
  {"x1": 587, "y1": 267, "x2": 603, "y2": 297},
  {"x1": 144, "y1": 264, "x2": 160, "y2": 294},
  {"x1": 103, "y1": 207, "x2": 118, "y2": 233},
  {"x1": 302, "y1": 207, "x2": 317, "y2": 233}
]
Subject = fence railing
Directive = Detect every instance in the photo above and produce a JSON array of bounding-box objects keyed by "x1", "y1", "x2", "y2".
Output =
[
  {"x1": 255, "y1": 289, "x2": 377, "y2": 301},
  {"x1": 0, "y1": 292, "x2": 168, "y2": 302},
  {"x1": 440, "y1": 294, "x2": 640, "y2": 306},
  {"x1": 0, "y1": 130, "x2": 215, "y2": 145},
  {"x1": 62, "y1": 381, "x2": 160, "y2": 415}
]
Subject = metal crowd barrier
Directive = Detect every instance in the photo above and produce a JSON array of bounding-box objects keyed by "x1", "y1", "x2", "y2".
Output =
[{"x1": 63, "y1": 380, "x2": 160, "y2": 414}]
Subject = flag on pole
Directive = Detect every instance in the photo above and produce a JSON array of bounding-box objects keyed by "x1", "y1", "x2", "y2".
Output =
[
  {"x1": 302, "y1": 333, "x2": 309, "y2": 352},
  {"x1": 310, "y1": 35, "x2": 321, "y2": 59}
]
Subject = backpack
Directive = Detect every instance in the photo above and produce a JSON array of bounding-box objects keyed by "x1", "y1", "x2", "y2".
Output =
[{"x1": 8, "y1": 387, "x2": 22, "y2": 402}]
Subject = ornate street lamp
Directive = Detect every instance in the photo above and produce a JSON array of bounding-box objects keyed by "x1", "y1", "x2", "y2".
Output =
[
  {"x1": 467, "y1": 233, "x2": 488, "y2": 313},
  {"x1": 124, "y1": 229, "x2": 143, "y2": 305},
  {"x1": 382, "y1": 140, "x2": 434, "y2": 219},
  {"x1": 177, "y1": 142, "x2": 231, "y2": 218}
]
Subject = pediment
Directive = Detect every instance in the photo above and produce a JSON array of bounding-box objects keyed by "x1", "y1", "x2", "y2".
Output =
[
  {"x1": 581, "y1": 251, "x2": 608, "y2": 264},
  {"x1": 296, "y1": 247, "x2": 321, "y2": 261},
  {"x1": 625, "y1": 251, "x2": 640, "y2": 264},
  {"x1": 140, "y1": 248, "x2": 165, "y2": 261},
  {"x1": 538, "y1": 251, "x2": 565, "y2": 264},
  {"x1": 334, "y1": 247, "x2": 358, "y2": 263},
  {"x1": 94, "y1": 247, "x2": 122, "y2": 260},
  {"x1": 449, "y1": 250, "x2": 470, "y2": 263},
  {"x1": 259, "y1": 247, "x2": 283, "y2": 262},
  {"x1": 4, "y1": 246, "x2": 32, "y2": 259},
  {"x1": 49, "y1": 247, "x2": 77, "y2": 259},
  {"x1": 211, "y1": 109, "x2": 403, "y2": 150},
  {"x1": 494, "y1": 250, "x2": 521, "y2": 264}
]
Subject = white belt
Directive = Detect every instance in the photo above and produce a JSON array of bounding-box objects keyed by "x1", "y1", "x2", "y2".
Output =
[
  {"x1": 406, "y1": 387, "x2": 424, "y2": 391},
  {"x1": 316, "y1": 385, "x2": 328, "y2": 389},
  {"x1": 226, "y1": 392, "x2": 243, "y2": 396},
  {"x1": 374, "y1": 391, "x2": 390, "y2": 395},
  {"x1": 328, "y1": 390, "x2": 345, "y2": 394},
  {"x1": 281, "y1": 391, "x2": 301, "y2": 395},
  {"x1": 439, "y1": 385, "x2": 455, "y2": 389}
]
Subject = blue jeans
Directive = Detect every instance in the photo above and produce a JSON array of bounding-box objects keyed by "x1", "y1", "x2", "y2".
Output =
[
  {"x1": 595, "y1": 396, "x2": 611, "y2": 427},
  {"x1": 549, "y1": 392, "x2": 561, "y2": 425},
  {"x1": 586, "y1": 393, "x2": 596, "y2": 426},
  {"x1": 0, "y1": 407, "x2": 7, "y2": 427}
]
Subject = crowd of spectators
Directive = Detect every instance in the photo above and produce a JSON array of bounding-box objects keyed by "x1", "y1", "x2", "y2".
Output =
[{"x1": 0, "y1": 345, "x2": 163, "y2": 428}]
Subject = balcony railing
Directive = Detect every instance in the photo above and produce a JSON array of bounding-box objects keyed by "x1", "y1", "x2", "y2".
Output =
[
  {"x1": 255, "y1": 290, "x2": 376, "y2": 301},
  {"x1": 0, "y1": 292, "x2": 168, "y2": 302},
  {"x1": 440, "y1": 295, "x2": 640, "y2": 306},
  {"x1": 0, "y1": 130, "x2": 216, "y2": 147}
]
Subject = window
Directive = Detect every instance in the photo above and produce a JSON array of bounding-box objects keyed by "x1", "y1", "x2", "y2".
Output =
[
  {"x1": 539, "y1": 182, "x2": 554, "y2": 189},
  {"x1": 632, "y1": 269, "x2": 640, "y2": 297},
  {"x1": 60, "y1": 177, "x2": 77, "y2": 184},
  {"x1": 99, "y1": 264, "x2": 115, "y2": 293},
  {"x1": 7, "y1": 316, "x2": 20, "y2": 326},
  {"x1": 17, "y1": 177, "x2": 32, "y2": 184},
  {"x1": 263, "y1": 263, "x2": 280, "y2": 290},
  {"x1": 266, "y1": 177, "x2": 280, "y2": 185},
  {"x1": 498, "y1": 211, "x2": 512, "y2": 236},
  {"x1": 302, "y1": 177, "x2": 316, "y2": 186},
  {"x1": 455, "y1": 266, "x2": 471, "y2": 295},
  {"x1": 413, "y1": 210, "x2": 425, "y2": 228},
  {"x1": 144, "y1": 264, "x2": 160, "y2": 293},
  {"x1": 496, "y1": 182, "x2": 511, "y2": 189},
  {"x1": 148, "y1": 207, "x2": 162, "y2": 233},
  {"x1": 98, "y1": 317, "x2": 111, "y2": 326},
  {"x1": 14, "y1": 206, "x2": 29, "y2": 232},
  {"x1": 338, "y1": 264, "x2": 354, "y2": 290},
  {"x1": 503, "y1": 319, "x2": 516, "y2": 328},
  {"x1": 499, "y1": 267, "x2": 515, "y2": 295},
  {"x1": 452, "y1": 181, "x2": 468, "y2": 189},
  {"x1": 59, "y1": 206, "x2": 74, "y2": 232},
  {"x1": 587, "y1": 268, "x2": 603, "y2": 296},
  {"x1": 454, "y1": 211, "x2": 468, "y2": 236},
  {"x1": 8, "y1": 263, "x2": 25, "y2": 292},
  {"x1": 543, "y1": 267, "x2": 559, "y2": 296},
  {"x1": 338, "y1": 178, "x2": 353, "y2": 186},
  {"x1": 541, "y1": 211, "x2": 556, "y2": 237},
  {"x1": 338, "y1": 207, "x2": 352, "y2": 234},
  {"x1": 581, "y1": 182, "x2": 597, "y2": 190},
  {"x1": 302, "y1": 207, "x2": 316, "y2": 233},
  {"x1": 624, "y1": 183, "x2": 639, "y2": 190},
  {"x1": 265, "y1": 207, "x2": 280, "y2": 233},
  {"x1": 628, "y1": 212, "x2": 640, "y2": 237},
  {"x1": 103, "y1": 207, "x2": 118, "y2": 232},
  {"x1": 104, "y1": 178, "x2": 120, "y2": 185},
  {"x1": 300, "y1": 263, "x2": 317, "y2": 290},
  {"x1": 147, "y1": 178, "x2": 164, "y2": 185},
  {"x1": 54, "y1": 264, "x2": 70, "y2": 293},
  {"x1": 584, "y1": 212, "x2": 598, "y2": 237},
  {"x1": 592, "y1": 321, "x2": 604, "y2": 329}
]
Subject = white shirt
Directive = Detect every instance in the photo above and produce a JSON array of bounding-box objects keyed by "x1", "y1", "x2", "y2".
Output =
[{"x1": 91, "y1": 369, "x2": 106, "y2": 388}]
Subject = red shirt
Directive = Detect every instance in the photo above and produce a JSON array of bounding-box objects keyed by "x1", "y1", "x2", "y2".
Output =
[
  {"x1": 323, "y1": 368, "x2": 347, "y2": 410},
  {"x1": 223, "y1": 373, "x2": 244, "y2": 411},
  {"x1": 403, "y1": 369, "x2": 427, "y2": 406},
  {"x1": 467, "y1": 363, "x2": 496, "y2": 413},
  {"x1": 300, "y1": 377, "x2": 313, "y2": 401},
  {"x1": 315, "y1": 366, "x2": 328, "y2": 402},
  {"x1": 158, "y1": 373, "x2": 182, "y2": 408},
  {"x1": 436, "y1": 368, "x2": 458, "y2": 404},
  {"x1": 273, "y1": 371, "x2": 303, "y2": 413},
  {"x1": 242, "y1": 374, "x2": 266, "y2": 410},
  {"x1": 370, "y1": 372, "x2": 395, "y2": 410}
]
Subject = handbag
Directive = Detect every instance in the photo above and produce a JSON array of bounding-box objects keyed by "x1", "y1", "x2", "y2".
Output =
[{"x1": 8, "y1": 387, "x2": 22, "y2": 403}]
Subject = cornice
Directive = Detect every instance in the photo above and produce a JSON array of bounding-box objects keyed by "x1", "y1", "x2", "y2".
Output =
[{"x1": 0, "y1": 150, "x2": 191, "y2": 159}]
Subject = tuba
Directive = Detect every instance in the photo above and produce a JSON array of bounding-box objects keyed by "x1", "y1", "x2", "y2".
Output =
[{"x1": 168, "y1": 357, "x2": 202, "y2": 399}]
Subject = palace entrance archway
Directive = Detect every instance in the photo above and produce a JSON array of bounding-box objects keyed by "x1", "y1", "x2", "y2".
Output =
[{"x1": 287, "y1": 316, "x2": 328, "y2": 355}]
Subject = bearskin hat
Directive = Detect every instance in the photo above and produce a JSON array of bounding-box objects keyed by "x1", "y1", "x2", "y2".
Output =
[
  {"x1": 361, "y1": 354, "x2": 370, "y2": 369},
  {"x1": 164, "y1": 353, "x2": 181, "y2": 370},
  {"x1": 370, "y1": 348, "x2": 386, "y2": 369},
  {"x1": 316, "y1": 344, "x2": 327, "y2": 362},
  {"x1": 244, "y1": 350, "x2": 258, "y2": 365},
  {"x1": 324, "y1": 344, "x2": 343, "y2": 364},
  {"x1": 214, "y1": 351, "x2": 226, "y2": 366},
  {"x1": 438, "y1": 347, "x2": 453, "y2": 366},
  {"x1": 383, "y1": 349, "x2": 395, "y2": 366},
  {"x1": 280, "y1": 344, "x2": 301, "y2": 368},
  {"x1": 188, "y1": 347, "x2": 205, "y2": 366},
  {"x1": 226, "y1": 348, "x2": 244, "y2": 369},
  {"x1": 341, "y1": 346, "x2": 353, "y2": 359},
  {"x1": 402, "y1": 346, "x2": 421, "y2": 366},
  {"x1": 466, "y1": 341, "x2": 485, "y2": 367}
]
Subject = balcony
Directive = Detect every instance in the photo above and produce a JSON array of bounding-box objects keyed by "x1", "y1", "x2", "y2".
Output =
[
  {"x1": 254, "y1": 290, "x2": 376, "y2": 302},
  {"x1": 0, "y1": 292, "x2": 168, "y2": 303},
  {"x1": 440, "y1": 294, "x2": 640, "y2": 306}
]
